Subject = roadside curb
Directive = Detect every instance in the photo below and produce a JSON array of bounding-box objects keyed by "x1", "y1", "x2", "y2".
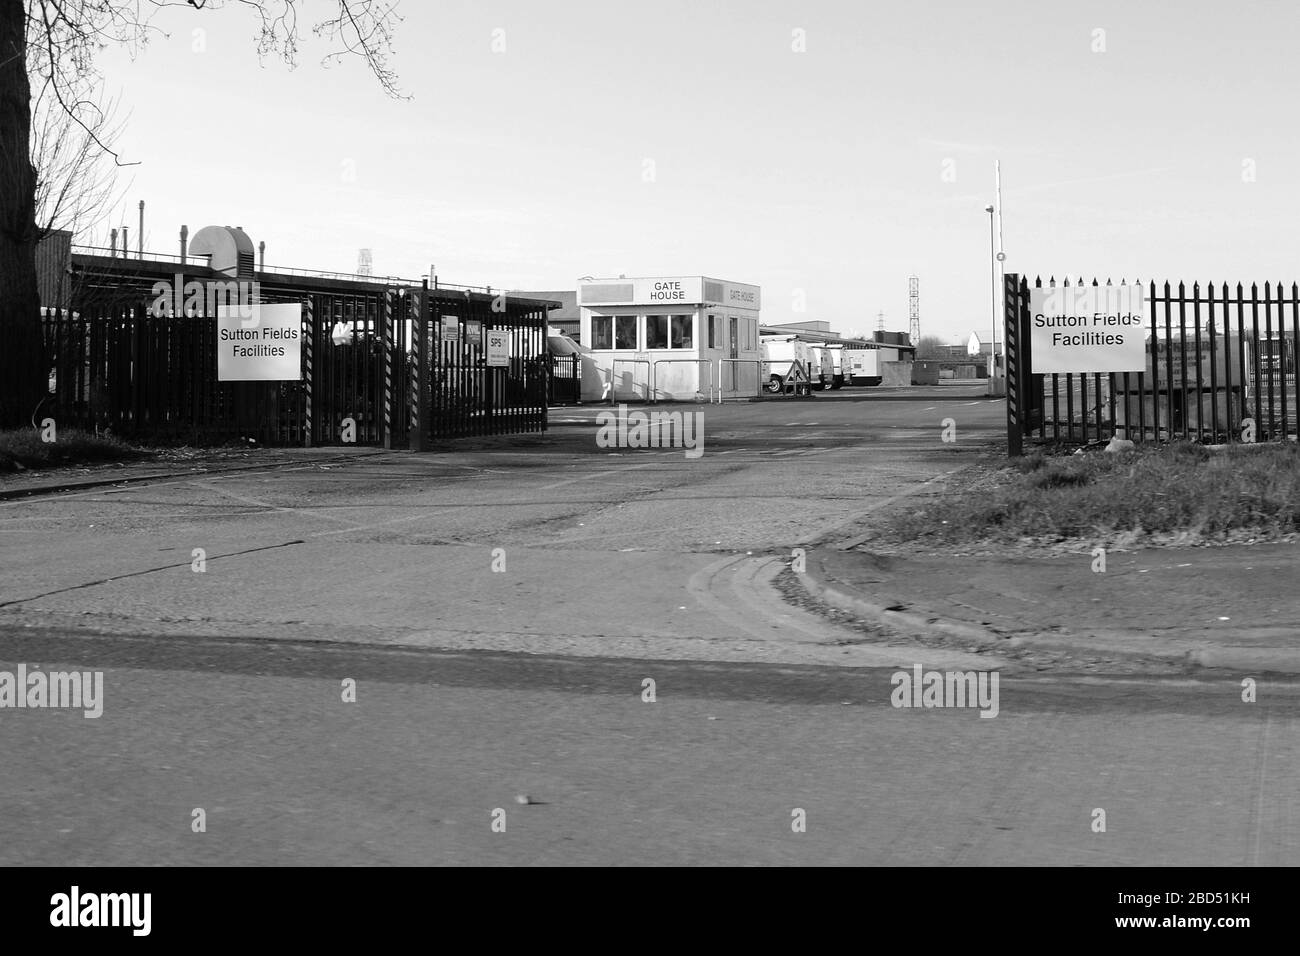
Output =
[
  {"x1": 795, "y1": 552, "x2": 1300, "y2": 674},
  {"x1": 792, "y1": 562, "x2": 1002, "y2": 647}
]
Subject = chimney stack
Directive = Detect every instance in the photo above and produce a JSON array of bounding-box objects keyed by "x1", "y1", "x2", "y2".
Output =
[
  {"x1": 180, "y1": 224, "x2": 188, "y2": 264},
  {"x1": 258, "y1": 241, "x2": 265, "y2": 271},
  {"x1": 110, "y1": 228, "x2": 118, "y2": 257},
  {"x1": 138, "y1": 200, "x2": 144, "y2": 259}
]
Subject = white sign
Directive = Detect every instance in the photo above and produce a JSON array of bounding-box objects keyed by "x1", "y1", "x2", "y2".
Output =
[
  {"x1": 441, "y1": 315, "x2": 460, "y2": 342},
  {"x1": 579, "y1": 276, "x2": 704, "y2": 306},
  {"x1": 643, "y1": 278, "x2": 695, "y2": 303},
  {"x1": 217, "y1": 303, "x2": 301, "y2": 381},
  {"x1": 1029, "y1": 285, "x2": 1147, "y2": 373},
  {"x1": 486, "y1": 330, "x2": 509, "y2": 367},
  {"x1": 716, "y1": 281, "x2": 760, "y2": 310},
  {"x1": 577, "y1": 276, "x2": 761, "y2": 310}
]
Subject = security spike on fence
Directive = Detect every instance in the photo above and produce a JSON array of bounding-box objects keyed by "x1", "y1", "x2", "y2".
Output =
[
  {"x1": 1048, "y1": 275, "x2": 1056, "y2": 285},
  {"x1": 1106, "y1": 277, "x2": 1113, "y2": 285},
  {"x1": 1091, "y1": 277, "x2": 1099, "y2": 286}
]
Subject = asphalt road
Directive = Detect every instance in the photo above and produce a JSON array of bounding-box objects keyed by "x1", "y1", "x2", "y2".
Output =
[{"x1": 2, "y1": 385, "x2": 1296, "y2": 865}]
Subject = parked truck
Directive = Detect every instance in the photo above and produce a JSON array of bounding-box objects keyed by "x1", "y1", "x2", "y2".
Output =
[{"x1": 844, "y1": 348, "x2": 882, "y2": 387}]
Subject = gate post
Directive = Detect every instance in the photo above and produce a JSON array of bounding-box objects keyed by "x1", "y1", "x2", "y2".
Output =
[
  {"x1": 381, "y1": 289, "x2": 394, "y2": 450},
  {"x1": 302, "y1": 296, "x2": 314, "y2": 447},
  {"x1": 1004, "y1": 273, "x2": 1024, "y2": 456},
  {"x1": 409, "y1": 280, "x2": 431, "y2": 451}
]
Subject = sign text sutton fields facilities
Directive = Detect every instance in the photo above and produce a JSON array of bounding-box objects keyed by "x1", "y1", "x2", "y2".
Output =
[
  {"x1": 217, "y1": 303, "x2": 302, "y2": 381},
  {"x1": 1028, "y1": 285, "x2": 1146, "y2": 373}
]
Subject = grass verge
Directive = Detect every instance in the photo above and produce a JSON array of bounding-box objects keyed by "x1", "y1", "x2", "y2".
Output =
[
  {"x1": 876, "y1": 441, "x2": 1300, "y2": 551},
  {"x1": 0, "y1": 428, "x2": 152, "y2": 473}
]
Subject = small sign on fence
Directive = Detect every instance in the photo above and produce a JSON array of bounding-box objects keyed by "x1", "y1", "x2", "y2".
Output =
[
  {"x1": 1028, "y1": 285, "x2": 1147, "y2": 373},
  {"x1": 486, "y1": 330, "x2": 510, "y2": 367},
  {"x1": 464, "y1": 319, "x2": 482, "y2": 346},
  {"x1": 217, "y1": 303, "x2": 302, "y2": 381},
  {"x1": 441, "y1": 314, "x2": 460, "y2": 342}
]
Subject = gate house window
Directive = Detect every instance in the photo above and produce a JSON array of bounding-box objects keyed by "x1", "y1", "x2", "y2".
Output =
[
  {"x1": 615, "y1": 315, "x2": 637, "y2": 349},
  {"x1": 707, "y1": 314, "x2": 717, "y2": 349},
  {"x1": 732, "y1": 316, "x2": 750, "y2": 350},
  {"x1": 671, "y1": 315, "x2": 693, "y2": 349},
  {"x1": 646, "y1": 315, "x2": 668, "y2": 349},
  {"x1": 647, "y1": 314, "x2": 694, "y2": 349},
  {"x1": 592, "y1": 315, "x2": 638, "y2": 350}
]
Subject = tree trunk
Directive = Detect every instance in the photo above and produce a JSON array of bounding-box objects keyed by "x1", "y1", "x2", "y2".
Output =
[{"x1": 0, "y1": 0, "x2": 46, "y2": 428}]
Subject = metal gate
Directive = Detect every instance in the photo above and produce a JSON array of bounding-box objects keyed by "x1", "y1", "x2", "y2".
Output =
[
  {"x1": 406, "y1": 282, "x2": 552, "y2": 447},
  {"x1": 548, "y1": 353, "x2": 581, "y2": 405},
  {"x1": 43, "y1": 258, "x2": 558, "y2": 446}
]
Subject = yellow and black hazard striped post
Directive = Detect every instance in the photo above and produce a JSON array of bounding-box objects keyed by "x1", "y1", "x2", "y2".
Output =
[
  {"x1": 381, "y1": 289, "x2": 394, "y2": 449},
  {"x1": 301, "y1": 296, "x2": 314, "y2": 447},
  {"x1": 1004, "y1": 273, "x2": 1025, "y2": 456},
  {"x1": 409, "y1": 279, "x2": 431, "y2": 451}
]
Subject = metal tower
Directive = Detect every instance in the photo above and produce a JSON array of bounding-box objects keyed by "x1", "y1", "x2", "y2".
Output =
[
  {"x1": 908, "y1": 275, "x2": 920, "y2": 346},
  {"x1": 357, "y1": 248, "x2": 373, "y2": 276}
]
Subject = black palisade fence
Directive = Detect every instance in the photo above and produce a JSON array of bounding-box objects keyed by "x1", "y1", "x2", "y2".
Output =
[
  {"x1": 1004, "y1": 275, "x2": 1300, "y2": 451},
  {"x1": 39, "y1": 281, "x2": 555, "y2": 446}
]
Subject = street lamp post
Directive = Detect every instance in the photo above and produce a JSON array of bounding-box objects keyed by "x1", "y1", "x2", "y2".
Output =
[{"x1": 985, "y1": 204, "x2": 997, "y2": 376}]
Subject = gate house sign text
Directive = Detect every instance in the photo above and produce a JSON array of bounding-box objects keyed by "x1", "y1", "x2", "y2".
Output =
[
  {"x1": 1028, "y1": 285, "x2": 1146, "y2": 374},
  {"x1": 217, "y1": 303, "x2": 301, "y2": 381},
  {"x1": 650, "y1": 280, "x2": 686, "y2": 301}
]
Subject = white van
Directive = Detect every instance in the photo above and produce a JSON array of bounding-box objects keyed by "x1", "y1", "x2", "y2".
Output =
[
  {"x1": 820, "y1": 347, "x2": 836, "y2": 388},
  {"x1": 806, "y1": 345, "x2": 826, "y2": 390},
  {"x1": 760, "y1": 335, "x2": 816, "y2": 394},
  {"x1": 824, "y1": 345, "x2": 847, "y2": 389}
]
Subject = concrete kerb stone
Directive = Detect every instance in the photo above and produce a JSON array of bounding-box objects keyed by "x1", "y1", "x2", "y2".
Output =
[
  {"x1": 792, "y1": 562, "x2": 1001, "y2": 647},
  {"x1": 789, "y1": 461, "x2": 1300, "y2": 674},
  {"x1": 793, "y1": 557, "x2": 1300, "y2": 673},
  {"x1": 819, "y1": 536, "x2": 1300, "y2": 671}
]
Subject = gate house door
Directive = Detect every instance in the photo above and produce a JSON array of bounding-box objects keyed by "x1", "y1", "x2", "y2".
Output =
[{"x1": 729, "y1": 316, "x2": 739, "y2": 359}]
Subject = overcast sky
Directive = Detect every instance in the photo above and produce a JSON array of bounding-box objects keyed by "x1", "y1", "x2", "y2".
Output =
[{"x1": 90, "y1": 0, "x2": 1300, "y2": 343}]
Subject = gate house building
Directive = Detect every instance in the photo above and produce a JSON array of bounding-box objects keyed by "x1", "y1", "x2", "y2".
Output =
[{"x1": 577, "y1": 276, "x2": 762, "y2": 401}]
